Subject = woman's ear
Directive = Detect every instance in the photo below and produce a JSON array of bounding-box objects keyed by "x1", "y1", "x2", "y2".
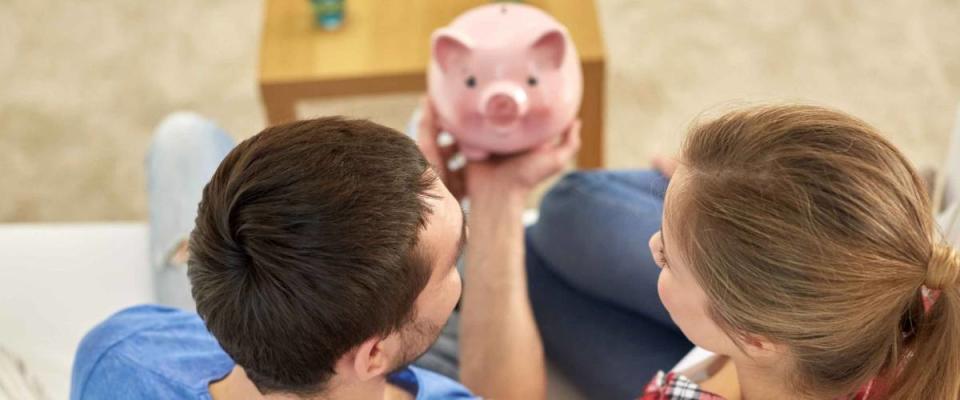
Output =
[{"x1": 740, "y1": 333, "x2": 785, "y2": 361}]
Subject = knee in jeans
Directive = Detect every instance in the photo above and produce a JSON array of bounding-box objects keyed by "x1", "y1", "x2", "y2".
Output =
[
  {"x1": 542, "y1": 171, "x2": 607, "y2": 206},
  {"x1": 149, "y1": 112, "x2": 224, "y2": 155}
]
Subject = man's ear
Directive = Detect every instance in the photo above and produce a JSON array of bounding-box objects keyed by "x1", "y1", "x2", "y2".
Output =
[{"x1": 346, "y1": 336, "x2": 392, "y2": 382}]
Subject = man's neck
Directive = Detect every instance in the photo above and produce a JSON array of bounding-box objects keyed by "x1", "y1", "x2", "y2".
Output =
[{"x1": 209, "y1": 366, "x2": 412, "y2": 400}]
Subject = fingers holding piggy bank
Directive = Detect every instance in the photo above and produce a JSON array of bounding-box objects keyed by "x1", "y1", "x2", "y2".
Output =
[{"x1": 427, "y1": 3, "x2": 583, "y2": 160}]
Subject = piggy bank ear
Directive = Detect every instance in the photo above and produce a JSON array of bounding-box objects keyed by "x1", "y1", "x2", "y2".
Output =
[
  {"x1": 530, "y1": 29, "x2": 566, "y2": 70},
  {"x1": 432, "y1": 30, "x2": 473, "y2": 73}
]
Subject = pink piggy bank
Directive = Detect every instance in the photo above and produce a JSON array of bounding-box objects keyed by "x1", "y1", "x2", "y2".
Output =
[{"x1": 427, "y1": 3, "x2": 583, "y2": 160}]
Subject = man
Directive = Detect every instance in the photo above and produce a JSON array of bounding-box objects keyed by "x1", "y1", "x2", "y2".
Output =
[{"x1": 70, "y1": 107, "x2": 580, "y2": 399}]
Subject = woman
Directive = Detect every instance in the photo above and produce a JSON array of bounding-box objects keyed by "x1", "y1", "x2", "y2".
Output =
[{"x1": 524, "y1": 105, "x2": 959, "y2": 399}]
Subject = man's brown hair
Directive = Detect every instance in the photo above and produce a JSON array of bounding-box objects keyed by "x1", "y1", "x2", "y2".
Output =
[{"x1": 188, "y1": 117, "x2": 435, "y2": 395}]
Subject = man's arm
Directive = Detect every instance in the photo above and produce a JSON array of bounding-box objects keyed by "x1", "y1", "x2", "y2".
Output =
[
  {"x1": 415, "y1": 99, "x2": 580, "y2": 398},
  {"x1": 457, "y1": 123, "x2": 581, "y2": 400},
  {"x1": 459, "y1": 185, "x2": 544, "y2": 400}
]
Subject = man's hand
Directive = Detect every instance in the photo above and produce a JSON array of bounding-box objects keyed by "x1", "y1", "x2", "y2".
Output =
[
  {"x1": 416, "y1": 97, "x2": 582, "y2": 201},
  {"x1": 465, "y1": 119, "x2": 581, "y2": 200}
]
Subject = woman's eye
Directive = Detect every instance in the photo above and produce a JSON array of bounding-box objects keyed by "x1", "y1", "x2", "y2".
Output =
[{"x1": 465, "y1": 76, "x2": 477, "y2": 88}]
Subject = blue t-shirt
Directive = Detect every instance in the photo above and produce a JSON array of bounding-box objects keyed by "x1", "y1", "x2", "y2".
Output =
[{"x1": 71, "y1": 305, "x2": 477, "y2": 399}]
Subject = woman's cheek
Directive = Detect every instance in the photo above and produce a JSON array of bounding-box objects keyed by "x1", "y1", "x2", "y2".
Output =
[{"x1": 657, "y1": 269, "x2": 674, "y2": 314}]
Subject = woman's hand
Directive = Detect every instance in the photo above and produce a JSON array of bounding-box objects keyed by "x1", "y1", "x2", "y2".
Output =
[{"x1": 652, "y1": 154, "x2": 679, "y2": 179}]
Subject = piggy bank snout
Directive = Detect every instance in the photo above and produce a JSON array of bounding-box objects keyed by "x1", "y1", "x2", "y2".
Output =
[
  {"x1": 481, "y1": 86, "x2": 528, "y2": 126},
  {"x1": 486, "y1": 94, "x2": 520, "y2": 124}
]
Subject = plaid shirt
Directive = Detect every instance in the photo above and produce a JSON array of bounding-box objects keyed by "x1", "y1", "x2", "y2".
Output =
[
  {"x1": 639, "y1": 371, "x2": 725, "y2": 400},
  {"x1": 638, "y1": 370, "x2": 879, "y2": 400},
  {"x1": 637, "y1": 371, "x2": 882, "y2": 400}
]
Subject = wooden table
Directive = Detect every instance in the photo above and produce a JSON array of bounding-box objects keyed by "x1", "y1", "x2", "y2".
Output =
[{"x1": 259, "y1": 0, "x2": 606, "y2": 168}]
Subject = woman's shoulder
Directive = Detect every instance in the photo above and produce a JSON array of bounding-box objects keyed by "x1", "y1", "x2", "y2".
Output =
[
  {"x1": 638, "y1": 371, "x2": 726, "y2": 400},
  {"x1": 638, "y1": 352, "x2": 733, "y2": 400}
]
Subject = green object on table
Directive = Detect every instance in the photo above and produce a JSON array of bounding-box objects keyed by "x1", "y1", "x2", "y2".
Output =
[{"x1": 310, "y1": 0, "x2": 344, "y2": 30}]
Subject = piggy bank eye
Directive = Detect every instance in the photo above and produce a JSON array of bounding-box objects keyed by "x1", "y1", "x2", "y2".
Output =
[
  {"x1": 465, "y1": 76, "x2": 477, "y2": 88},
  {"x1": 527, "y1": 76, "x2": 538, "y2": 87}
]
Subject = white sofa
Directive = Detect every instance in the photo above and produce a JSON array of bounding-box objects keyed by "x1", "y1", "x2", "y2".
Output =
[{"x1": 0, "y1": 223, "x2": 152, "y2": 399}]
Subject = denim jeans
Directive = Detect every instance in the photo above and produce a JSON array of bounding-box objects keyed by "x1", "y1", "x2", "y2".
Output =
[
  {"x1": 526, "y1": 170, "x2": 693, "y2": 399},
  {"x1": 146, "y1": 112, "x2": 235, "y2": 311}
]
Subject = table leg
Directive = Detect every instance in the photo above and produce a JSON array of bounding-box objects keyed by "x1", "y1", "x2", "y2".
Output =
[
  {"x1": 577, "y1": 60, "x2": 605, "y2": 169},
  {"x1": 261, "y1": 84, "x2": 299, "y2": 125}
]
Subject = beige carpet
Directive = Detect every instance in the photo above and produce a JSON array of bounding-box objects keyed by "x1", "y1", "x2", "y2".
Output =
[{"x1": 2, "y1": 0, "x2": 959, "y2": 222}]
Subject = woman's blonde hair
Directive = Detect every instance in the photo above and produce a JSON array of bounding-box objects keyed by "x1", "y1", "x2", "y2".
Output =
[{"x1": 675, "y1": 104, "x2": 960, "y2": 399}]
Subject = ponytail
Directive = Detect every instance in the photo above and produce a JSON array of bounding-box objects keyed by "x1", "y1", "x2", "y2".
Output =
[{"x1": 888, "y1": 243, "x2": 960, "y2": 400}]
